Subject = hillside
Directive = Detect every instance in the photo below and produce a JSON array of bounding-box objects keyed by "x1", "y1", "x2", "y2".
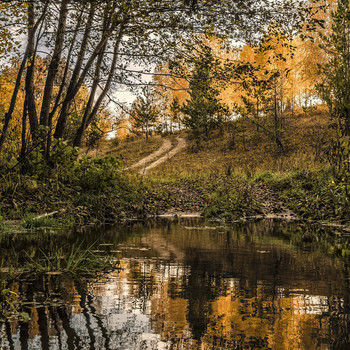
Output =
[
  {"x1": 106, "y1": 110, "x2": 349, "y2": 227},
  {"x1": 116, "y1": 110, "x2": 332, "y2": 176}
]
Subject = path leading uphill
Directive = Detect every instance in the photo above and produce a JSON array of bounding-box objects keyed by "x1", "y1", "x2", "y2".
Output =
[
  {"x1": 126, "y1": 137, "x2": 187, "y2": 175},
  {"x1": 126, "y1": 136, "x2": 298, "y2": 220},
  {"x1": 126, "y1": 139, "x2": 173, "y2": 170},
  {"x1": 140, "y1": 137, "x2": 187, "y2": 175}
]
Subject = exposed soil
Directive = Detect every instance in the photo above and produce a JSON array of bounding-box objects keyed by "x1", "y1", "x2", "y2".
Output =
[
  {"x1": 125, "y1": 139, "x2": 172, "y2": 171},
  {"x1": 250, "y1": 183, "x2": 298, "y2": 220},
  {"x1": 140, "y1": 137, "x2": 187, "y2": 175},
  {"x1": 157, "y1": 184, "x2": 207, "y2": 218},
  {"x1": 127, "y1": 137, "x2": 298, "y2": 220}
]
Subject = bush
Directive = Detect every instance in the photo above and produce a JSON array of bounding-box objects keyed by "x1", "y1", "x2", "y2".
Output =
[
  {"x1": 50, "y1": 139, "x2": 79, "y2": 179},
  {"x1": 203, "y1": 183, "x2": 260, "y2": 220},
  {"x1": 73, "y1": 155, "x2": 121, "y2": 191},
  {"x1": 261, "y1": 168, "x2": 350, "y2": 223}
]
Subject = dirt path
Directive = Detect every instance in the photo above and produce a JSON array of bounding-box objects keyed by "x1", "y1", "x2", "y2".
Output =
[
  {"x1": 139, "y1": 137, "x2": 187, "y2": 175},
  {"x1": 126, "y1": 137, "x2": 298, "y2": 220},
  {"x1": 126, "y1": 139, "x2": 172, "y2": 171}
]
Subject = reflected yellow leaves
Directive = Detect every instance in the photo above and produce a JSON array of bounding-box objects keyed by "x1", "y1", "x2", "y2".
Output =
[
  {"x1": 1, "y1": 220, "x2": 348, "y2": 349},
  {"x1": 107, "y1": 255, "x2": 334, "y2": 349}
]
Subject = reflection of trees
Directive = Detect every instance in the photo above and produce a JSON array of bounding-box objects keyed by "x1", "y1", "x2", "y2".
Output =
[
  {"x1": 184, "y1": 253, "x2": 223, "y2": 341},
  {"x1": 0, "y1": 266, "x2": 349, "y2": 350},
  {"x1": 2, "y1": 219, "x2": 350, "y2": 349}
]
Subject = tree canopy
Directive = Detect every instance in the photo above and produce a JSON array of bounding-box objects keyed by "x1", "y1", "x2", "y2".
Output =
[{"x1": 0, "y1": 0, "x2": 324, "y2": 166}]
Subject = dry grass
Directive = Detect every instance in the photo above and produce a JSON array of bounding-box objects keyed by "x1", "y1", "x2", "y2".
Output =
[
  {"x1": 95, "y1": 109, "x2": 333, "y2": 178},
  {"x1": 147, "y1": 110, "x2": 333, "y2": 177},
  {"x1": 84, "y1": 135, "x2": 164, "y2": 168}
]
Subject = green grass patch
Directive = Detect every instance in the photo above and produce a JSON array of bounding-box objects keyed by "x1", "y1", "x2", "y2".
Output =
[
  {"x1": 258, "y1": 168, "x2": 350, "y2": 224},
  {"x1": 202, "y1": 177, "x2": 262, "y2": 220},
  {"x1": 22, "y1": 213, "x2": 60, "y2": 229},
  {"x1": 23, "y1": 242, "x2": 116, "y2": 276}
]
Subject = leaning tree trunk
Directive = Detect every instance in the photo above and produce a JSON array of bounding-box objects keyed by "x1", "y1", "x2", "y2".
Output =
[
  {"x1": 46, "y1": 5, "x2": 86, "y2": 159},
  {"x1": 73, "y1": 23, "x2": 126, "y2": 147},
  {"x1": 0, "y1": 1, "x2": 39, "y2": 152},
  {"x1": 20, "y1": 101, "x2": 28, "y2": 160},
  {"x1": 72, "y1": 42, "x2": 107, "y2": 148},
  {"x1": 25, "y1": 0, "x2": 40, "y2": 138},
  {"x1": 54, "y1": 4, "x2": 116, "y2": 141}
]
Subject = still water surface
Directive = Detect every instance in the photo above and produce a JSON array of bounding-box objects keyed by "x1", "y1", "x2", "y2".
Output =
[{"x1": 0, "y1": 218, "x2": 350, "y2": 349}]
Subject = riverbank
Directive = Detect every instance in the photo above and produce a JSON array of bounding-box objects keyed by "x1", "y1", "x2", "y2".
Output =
[
  {"x1": 0, "y1": 111, "x2": 349, "y2": 230},
  {"x1": 1, "y1": 166, "x2": 349, "y2": 232}
]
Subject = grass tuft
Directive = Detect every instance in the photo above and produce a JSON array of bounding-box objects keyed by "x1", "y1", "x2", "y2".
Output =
[
  {"x1": 23, "y1": 242, "x2": 117, "y2": 275},
  {"x1": 22, "y1": 213, "x2": 59, "y2": 229}
]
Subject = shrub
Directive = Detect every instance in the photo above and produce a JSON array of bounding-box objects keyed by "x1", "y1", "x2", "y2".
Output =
[
  {"x1": 203, "y1": 183, "x2": 260, "y2": 220},
  {"x1": 73, "y1": 155, "x2": 121, "y2": 191},
  {"x1": 261, "y1": 168, "x2": 350, "y2": 223}
]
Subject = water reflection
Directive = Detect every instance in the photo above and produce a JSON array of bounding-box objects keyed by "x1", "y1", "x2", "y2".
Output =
[{"x1": 1, "y1": 219, "x2": 350, "y2": 349}]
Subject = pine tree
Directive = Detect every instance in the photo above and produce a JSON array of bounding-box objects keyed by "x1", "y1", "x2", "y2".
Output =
[
  {"x1": 130, "y1": 87, "x2": 159, "y2": 141},
  {"x1": 181, "y1": 44, "x2": 229, "y2": 146},
  {"x1": 317, "y1": 0, "x2": 350, "y2": 190},
  {"x1": 317, "y1": 0, "x2": 350, "y2": 135},
  {"x1": 170, "y1": 97, "x2": 182, "y2": 131}
]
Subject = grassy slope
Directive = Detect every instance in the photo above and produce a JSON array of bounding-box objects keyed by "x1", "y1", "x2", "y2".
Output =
[
  {"x1": 0, "y1": 136, "x2": 167, "y2": 227},
  {"x1": 85, "y1": 135, "x2": 164, "y2": 168},
  {"x1": 149, "y1": 111, "x2": 332, "y2": 177},
  {"x1": 127, "y1": 110, "x2": 348, "y2": 225}
]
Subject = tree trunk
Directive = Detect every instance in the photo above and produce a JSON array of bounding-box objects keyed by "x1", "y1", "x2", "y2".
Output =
[
  {"x1": 273, "y1": 78, "x2": 283, "y2": 152},
  {"x1": 73, "y1": 23, "x2": 125, "y2": 147},
  {"x1": 0, "y1": 8, "x2": 34, "y2": 151},
  {"x1": 256, "y1": 96, "x2": 259, "y2": 132},
  {"x1": 46, "y1": 5, "x2": 86, "y2": 159},
  {"x1": 54, "y1": 4, "x2": 114, "y2": 140},
  {"x1": 20, "y1": 101, "x2": 28, "y2": 160},
  {"x1": 39, "y1": 0, "x2": 68, "y2": 158},
  {"x1": 25, "y1": 0, "x2": 39, "y2": 137},
  {"x1": 72, "y1": 42, "x2": 106, "y2": 148}
]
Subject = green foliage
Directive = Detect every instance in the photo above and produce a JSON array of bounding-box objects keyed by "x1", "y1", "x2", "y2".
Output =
[
  {"x1": 181, "y1": 43, "x2": 230, "y2": 146},
  {"x1": 0, "y1": 257, "x2": 30, "y2": 321},
  {"x1": 203, "y1": 179, "x2": 261, "y2": 220},
  {"x1": 85, "y1": 122, "x2": 104, "y2": 150},
  {"x1": 22, "y1": 213, "x2": 59, "y2": 229},
  {"x1": 170, "y1": 97, "x2": 183, "y2": 130},
  {"x1": 110, "y1": 137, "x2": 119, "y2": 147},
  {"x1": 20, "y1": 138, "x2": 79, "y2": 180},
  {"x1": 73, "y1": 155, "x2": 121, "y2": 191},
  {"x1": 253, "y1": 171, "x2": 275, "y2": 182},
  {"x1": 261, "y1": 168, "x2": 350, "y2": 223},
  {"x1": 317, "y1": 0, "x2": 350, "y2": 128},
  {"x1": 0, "y1": 288, "x2": 22, "y2": 321},
  {"x1": 50, "y1": 139, "x2": 79, "y2": 176},
  {"x1": 317, "y1": 0, "x2": 350, "y2": 189},
  {"x1": 23, "y1": 243, "x2": 116, "y2": 276},
  {"x1": 130, "y1": 87, "x2": 160, "y2": 141},
  {"x1": 237, "y1": 70, "x2": 284, "y2": 153}
]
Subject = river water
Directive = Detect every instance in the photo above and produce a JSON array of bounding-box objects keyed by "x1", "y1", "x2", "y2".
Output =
[{"x1": 0, "y1": 218, "x2": 350, "y2": 349}]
